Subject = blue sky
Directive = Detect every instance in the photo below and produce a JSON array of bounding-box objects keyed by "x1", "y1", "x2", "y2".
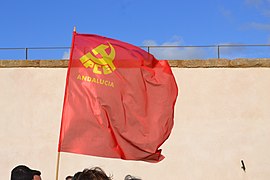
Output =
[{"x1": 1, "y1": 0, "x2": 270, "y2": 59}]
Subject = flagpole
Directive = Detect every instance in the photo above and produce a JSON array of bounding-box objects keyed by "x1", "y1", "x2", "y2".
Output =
[
  {"x1": 55, "y1": 152, "x2": 61, "y2": 180},
  {"x1": 55, "y1": 27, "x2": 76, "y2": 180}
]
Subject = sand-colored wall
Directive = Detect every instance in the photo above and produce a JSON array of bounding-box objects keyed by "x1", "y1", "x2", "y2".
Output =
[{"x1": 1, "y1": 62, "x2": 270, "y2": 179}]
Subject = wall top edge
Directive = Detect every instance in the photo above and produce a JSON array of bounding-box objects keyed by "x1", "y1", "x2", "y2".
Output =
[{"x1": 1, "y1": 59, "x2": 270, "y2": 68}]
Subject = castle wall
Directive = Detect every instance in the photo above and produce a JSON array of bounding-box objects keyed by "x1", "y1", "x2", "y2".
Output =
[{"x1": 1, "y1": 63, "x2": 270, "y2": 179}]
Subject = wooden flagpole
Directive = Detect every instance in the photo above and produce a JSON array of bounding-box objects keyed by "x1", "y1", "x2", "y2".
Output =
[
  {"x1": 55, "y1": 26, "x2": 77, "y2": 180},
  {"x1": 55, "y1": 152, "x2": 61, "y2": 180}
]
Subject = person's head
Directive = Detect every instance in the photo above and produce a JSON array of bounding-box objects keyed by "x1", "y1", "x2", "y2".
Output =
[
  {"x1": 33, "y1": 174, "x2": 41, "y2": 180},
  {"x1": 124, "y1": 175, "x2": 142, "y2": 180},
  {"x1": 11, "y1": 165, "x2": 41, "y2": 180},
  {"x1": 66, "y1": 176, "x2": 73, "y2": 180},
  {"x1": 72, "y1": 172, "x2": 82, "y2": 180},
  {"x1": 75, "y1": 167, "x2": 111, "y2": 180}
]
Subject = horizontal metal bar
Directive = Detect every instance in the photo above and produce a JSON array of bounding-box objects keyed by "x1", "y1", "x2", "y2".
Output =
[
  {"x1": 217, "y1": 44, "x2": 270, "y2": 47},
  {"x1": 139, "y1": 45, "x2": 217, "y2": 48},
  {"x1": 0, "y1": 47, "x2": 70, "y2": 50},
  {"x1": 141, "y1": 44, "x2": 270, "y2": 48},
  {"x1": 27, "y1": 47, "x2": 70, "y2": 50},
  {"x1": 1, "y1": 44, "x2": 270, "y2": 50},
  {"x1": 0, "y1": 48, "x2": 26, "y2": 50},
  {"x1": 1, "y1": 44, "x2": 270, "y2": 60}
]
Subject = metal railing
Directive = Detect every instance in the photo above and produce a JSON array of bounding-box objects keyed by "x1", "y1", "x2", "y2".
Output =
[
  {"x1": 1, "y1": 44, "x2": 270, "y2": 60},
  {"x1": 0, "y1": 47, "x2": 70, "y2": 60},
  {"x1": 144, "y1": 44, "x2": 270, "y2": 60}
]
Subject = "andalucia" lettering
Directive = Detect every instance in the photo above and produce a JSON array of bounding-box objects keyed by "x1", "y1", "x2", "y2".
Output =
[{"x1": 77, "y1": 74, "x2": 114, "y2": 88}]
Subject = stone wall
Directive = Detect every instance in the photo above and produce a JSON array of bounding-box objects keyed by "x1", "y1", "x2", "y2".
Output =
[{"x1": 1, "y1": 59, "x2": 270, "y2": 68}]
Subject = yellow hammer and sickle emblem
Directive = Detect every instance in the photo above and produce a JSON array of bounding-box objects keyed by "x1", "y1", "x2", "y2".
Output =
[{"x1": 80, "y1": 42, "x2": 116, "y2": 74}]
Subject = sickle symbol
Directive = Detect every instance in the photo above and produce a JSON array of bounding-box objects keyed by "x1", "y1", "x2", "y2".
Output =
[{"x1": 87, "y1": 42, "x2": 116, "y2": 71}]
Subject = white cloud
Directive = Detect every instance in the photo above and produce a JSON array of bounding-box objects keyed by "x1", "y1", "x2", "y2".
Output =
[
  {"x1": 62, "y1": 51, "x2": 70, "y2": 59},
  {"x1": 218, "y1": 43, "x2": 247, "y2": 58},
  {"x1": 217, "y1": 43, "x2": 270, "y2": 59},
  {"x1": 142, "y1": 38, "x2": 207, "y2": 60}
]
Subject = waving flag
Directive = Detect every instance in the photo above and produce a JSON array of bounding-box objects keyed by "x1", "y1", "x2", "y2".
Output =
[{"x1": 58, "y1": 31, "x2": 178, "y2": 162}]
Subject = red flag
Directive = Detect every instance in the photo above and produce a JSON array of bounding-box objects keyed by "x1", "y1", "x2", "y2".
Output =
[{"x1": 58, "y1": 32, "x2": 178, "y2": 162}]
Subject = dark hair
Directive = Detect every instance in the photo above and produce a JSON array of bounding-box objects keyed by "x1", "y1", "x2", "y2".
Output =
[
  {"x1": 76, "y1": 167, "x2": 111, "y2": 180},
  {"x1": 11, "y1": 165, "x2": 41, "y2": 180},
  {"x1": 72, "y1": 172, "x2": 82, "y2": 180},
  {"x1": 66, "y1": 175, "x2": 73, "y2": 180},
  {"x1": 124, "y1": 175, "x2": 142, "y2": 180}
]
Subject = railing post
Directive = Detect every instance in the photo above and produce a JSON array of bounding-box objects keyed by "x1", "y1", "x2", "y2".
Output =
[
  {"x1": 217, "y1": 45, "x2": 220, "y2": 59},
  {"x1": 25, "y1": 48, "x2": 28, "y2": 60}
]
